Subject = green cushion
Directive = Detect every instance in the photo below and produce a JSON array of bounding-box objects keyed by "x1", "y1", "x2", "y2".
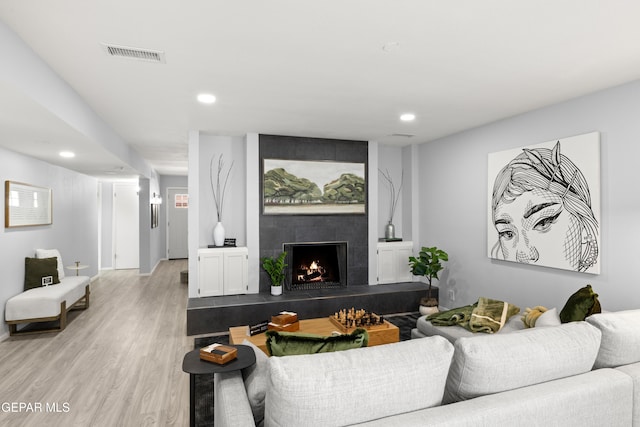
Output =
[
  {"x1": 24, "y1": 257, "x2": 60, "y2": 290},
  {"x1": 559, "y1": 284, "x2": 601, "y2": 323},
  {"x1": 265, "y1": 328, "x2": 369, "y2": 356}
]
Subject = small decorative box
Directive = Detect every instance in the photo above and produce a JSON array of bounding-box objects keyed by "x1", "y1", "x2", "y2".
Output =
[
  {"x1": 271, "y1": 311, "x2": 298, "y2": 325},
  {"x1": 267, "y1": 321, "x2": 300, "y2": 332},
  {"x1": 199, "y1": 344, "x2": 238, "y2": 365}
]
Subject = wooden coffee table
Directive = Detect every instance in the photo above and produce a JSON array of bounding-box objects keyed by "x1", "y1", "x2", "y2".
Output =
[{"x1": 229, "y1": 317, "x2": 400, "y2": 355}]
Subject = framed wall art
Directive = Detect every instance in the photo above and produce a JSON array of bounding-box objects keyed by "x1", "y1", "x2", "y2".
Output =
[
  {"x1": 487, "y1": 132, "x2": 601, "y2": 274},
  {"x1": 263, "y1": 159, "x2": 366, "y2": 215},
  {"x1": 5, "y1": 181, "x2": 53, "y2": 228}
]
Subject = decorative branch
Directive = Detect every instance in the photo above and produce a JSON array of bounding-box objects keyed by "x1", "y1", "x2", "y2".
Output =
[
  {"x1": 379, "y1": 168, "x2": 404, "y2": 223},
  {"x1": 210, "y1": 154, "x2": 234, "y2": 222}
]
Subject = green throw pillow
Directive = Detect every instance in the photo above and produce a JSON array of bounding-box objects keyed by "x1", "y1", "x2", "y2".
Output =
[
  {"x1": 24, "y1": 257, "x2": 60, "y2": 290},
  {"x1": 559, "y1": 284, "x2": 601, "y2": 323},
  {"x1": 265, "y1": 328, "x2": 369, "y2": 357}
]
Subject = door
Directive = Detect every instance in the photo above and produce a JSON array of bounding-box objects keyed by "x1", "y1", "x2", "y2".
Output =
[
  {"x1": 113, "y1": 182, "x2": 139, "y2": 269},
  {"x1": 167, "y1": 187, "x2": 188, "y2": 259}
]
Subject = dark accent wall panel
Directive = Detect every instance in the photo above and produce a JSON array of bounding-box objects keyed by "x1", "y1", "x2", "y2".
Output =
[{"x1": 259, "y1": 134, "x2": 368, "y2": 292}]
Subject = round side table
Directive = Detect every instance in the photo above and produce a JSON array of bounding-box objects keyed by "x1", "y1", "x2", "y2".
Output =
[
  {"x1": 66, "y1": 262, "x2": 89, "y2": 276},
  {"x1": 182, "y1": 344, "x2": 256, "y2": 427}
]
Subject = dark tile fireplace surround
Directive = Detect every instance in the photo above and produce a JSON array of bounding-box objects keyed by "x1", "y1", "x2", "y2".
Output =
[{"x1": 186, "y1": 135, "x2": 427, "y2": 335}]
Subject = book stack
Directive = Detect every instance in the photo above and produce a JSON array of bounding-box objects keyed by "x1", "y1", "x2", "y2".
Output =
[
  {"x1": 267, "y1": 311, "x2": 299, "y2": 332},
  {"x1": 199, "y1": 343, "x2": 238, "y2": 364}
]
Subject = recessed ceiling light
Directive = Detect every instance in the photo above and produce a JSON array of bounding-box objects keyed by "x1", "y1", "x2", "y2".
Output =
[
  {"x1": 59, "y1": 151, "x2": 75, "y2": 158},
  {"x1": 197, "y1": 93, "x2": 216, "y2": 104},
  {"x1": 400, "y1": 113, "x2": 416, "y2": 122}
]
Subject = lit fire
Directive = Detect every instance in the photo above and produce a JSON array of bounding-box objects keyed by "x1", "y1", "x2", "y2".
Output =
[{"x1": 297, "y1": 260, "x2": 325, "y2": 282}]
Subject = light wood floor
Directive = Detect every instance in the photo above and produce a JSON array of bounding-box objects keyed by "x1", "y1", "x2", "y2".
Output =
[{"x1": 0, "y1": 259, "x2": 196, "y2": 427}]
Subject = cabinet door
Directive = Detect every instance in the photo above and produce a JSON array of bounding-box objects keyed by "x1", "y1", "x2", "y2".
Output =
[
  {"x1": 395, "y1": 246, "x2": 413, "y2": 282},
  {"x1": 224, "y1": 250, "x2": 248, "y2": 295},
  {"x1": 377, "y1": 246, "x2": 397, "y2": 284},
  {"x1": 198, "y1": 251, "x2": 224, "y2": 296}
]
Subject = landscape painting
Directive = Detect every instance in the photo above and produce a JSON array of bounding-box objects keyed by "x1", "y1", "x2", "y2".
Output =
[
  {"x1": 487, "y1": 132, "x2": 601, "y2": 274},
  {"x1": 263, "y1": 159, "x2": 366, "y2": 215}
]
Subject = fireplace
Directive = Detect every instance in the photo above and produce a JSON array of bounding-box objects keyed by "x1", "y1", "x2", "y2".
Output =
[{"x1": 283, "y1": 241, "x2": 348, "y2": 290}]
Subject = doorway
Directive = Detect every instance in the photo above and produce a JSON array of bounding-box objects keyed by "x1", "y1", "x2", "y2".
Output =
[{"x1": 167, "y1": 187, "x2": 188, "y2": 259}]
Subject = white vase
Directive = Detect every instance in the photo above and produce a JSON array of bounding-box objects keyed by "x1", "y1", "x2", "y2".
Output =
[
  {"x1": 213, "y1": 222, "x2": 225, "y2": 246},
  {"x1": 271, "y1": 285, "x2": 282, "y2": 296}
]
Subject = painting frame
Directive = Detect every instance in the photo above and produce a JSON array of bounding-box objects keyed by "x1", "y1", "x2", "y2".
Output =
[
  {"x1": 5, "y1": 180, "x2": 53, "y2": 228},
  {"x1": 262, "y1": 159, "x2": 367, "y2": 215},
  {"x1": 487, "y1": 132, "x2": 601, "y2": 274}
]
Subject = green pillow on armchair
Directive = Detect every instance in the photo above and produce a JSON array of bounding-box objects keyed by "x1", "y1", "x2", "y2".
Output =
[{"x1": 265, "y1": 328, "x2": 369, "y2": 356}]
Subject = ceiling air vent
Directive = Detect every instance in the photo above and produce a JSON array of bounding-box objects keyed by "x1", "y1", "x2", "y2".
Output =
[
  {"x1": 390, "y1": 133, "x2": 415, "y2": 138},
  {"x1": 101, "y1": 43, "x2": 166, "y2": 63}
]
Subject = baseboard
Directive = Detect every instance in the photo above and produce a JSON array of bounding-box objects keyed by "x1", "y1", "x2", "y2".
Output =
[{"x1": 0, "y1": 331, "x2": 9, "y2": 342}]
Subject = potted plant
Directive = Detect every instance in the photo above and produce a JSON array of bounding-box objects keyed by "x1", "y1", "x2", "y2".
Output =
[
  {"x1": 409, "y1": 246, "x2": 449, "y2": 315},
  {"x1": 261, "y1": 251, "x2": 287, "y2": 296}
]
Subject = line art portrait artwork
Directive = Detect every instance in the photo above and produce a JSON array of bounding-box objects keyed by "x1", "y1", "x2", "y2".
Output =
[{"x1": 487, "y1": 132, "x2": 601, "y2": 274}]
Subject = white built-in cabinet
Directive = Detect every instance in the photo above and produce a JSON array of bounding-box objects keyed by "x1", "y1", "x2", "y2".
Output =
[
  {"x1": 198, "y1": 247, "x2": 248, "y2": 296},
  {"x1": 377, "y1": 241, "x2": 413, "y2": 284}
]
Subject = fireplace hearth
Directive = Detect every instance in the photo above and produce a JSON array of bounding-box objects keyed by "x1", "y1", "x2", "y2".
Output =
[{"x1": 284, "y1": 241, "x2": 348, "y2": 290}]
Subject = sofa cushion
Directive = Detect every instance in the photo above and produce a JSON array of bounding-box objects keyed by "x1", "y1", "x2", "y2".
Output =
[
  {"x1": 559, "y1": 284, "x2": 601, "y2": 322},
  {"x1": 587, "y1": 310, "x2": 640, "y2": 368},
  {"x1": 616, "y1": 362, "x2": 640, "y2": 425},
  {"x1": 265, "y1": 328, "x2": 368, "y2": 356},
  {"x1": 24, "y1": 257, "x2": 60, "y2": 290},
  {"x1": 264, "y1": 336, "x2": 454, "y2": 427},
  {"x1": 35, "y1": 248, "x2": 65, "y2": 280},
  {"x1": 535, "y1": 307, "x2": 562, "y2": 327},
  {"x1": 444, "y1": 322, "x2": 601, "y2": 403},
  {"x1": 241, "y1": 340, "x2": 269, "y2": 425}
]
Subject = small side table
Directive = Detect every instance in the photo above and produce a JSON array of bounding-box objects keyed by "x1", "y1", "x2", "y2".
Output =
[
  {"x1": 182, "y1": 344, "x2": 256, "y2": 427},
  {"x1": 66, "y1": 261, "x2": 88, "y2": 276}
]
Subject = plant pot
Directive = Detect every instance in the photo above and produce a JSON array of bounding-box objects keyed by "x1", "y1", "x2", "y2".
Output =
[
  {"x1": 419, "y1": 305, "x2": 439, "y2": 316},
  {"x1": 271, "y1": 285, "x2": 282, "y2": 296},
  {"x1": 419, "y1": 297, "x2": 439, "y2": 316}
]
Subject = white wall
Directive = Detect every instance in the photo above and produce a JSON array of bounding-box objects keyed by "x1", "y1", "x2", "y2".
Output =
[
  {"x1": 0, "y1": 20, "x2": 154, "y2": 179},
  {"x1": 197, "y1": 134, "x2": 247, "y2": 248},
  {"x1": 417, "y1": 79, "x2": 640, "y2": 312},
  {"x1": 377, "y1": 144, "x2": 405, "y2": 239},
  {"x1": 187, "y1": 132, "x2": 246, "y2": 298},
  {"x1": 0, "y1": 147, "x2": 99, "y2": 338},
  {"x1": 99, "y1": 182, "x2": 113, "y2": 269},
  {"x1": 139, "y1": 172, "x2": 163, "y2": 275}
]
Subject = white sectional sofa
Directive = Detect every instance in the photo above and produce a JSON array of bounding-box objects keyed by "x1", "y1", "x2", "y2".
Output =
[
  {"x1": 213, "y1": 311, "x2": 640, "y2": 427},
  {"x1": 4, "y1": 249, "x2": 90, "y2": 336}
]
